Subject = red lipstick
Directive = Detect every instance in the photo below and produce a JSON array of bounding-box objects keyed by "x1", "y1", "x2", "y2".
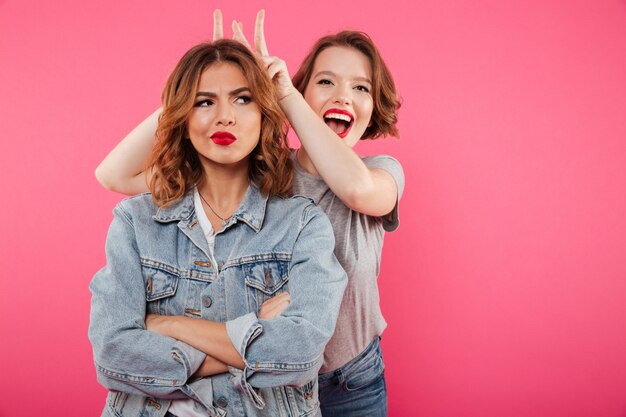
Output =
[
  {"x1": 323, "y1": 108, "x2": 354, "y2": 139},
  {"x1": 210, "y1": 131, "x2": 237, "y2": 146}
]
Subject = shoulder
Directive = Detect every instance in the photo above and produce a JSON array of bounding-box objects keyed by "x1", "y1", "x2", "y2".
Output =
[
  {"x1": 267, "y1": 194, "x2": 316, "y2": 210},
  {"x1": 113, "y1": 193, "x2": 157, "y2": 223},
  {"x1": 266, "y1": 194, "x2": 318, "y2": 218},
  {"x1": 362, "y1": 154, "x2": 403, "y2": 171},
  {"x1": 266, "y1": 194, "x2": 330, "y2": 228}
]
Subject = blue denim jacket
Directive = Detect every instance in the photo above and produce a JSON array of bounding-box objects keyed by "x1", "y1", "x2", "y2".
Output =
[{"x1": 89, "y1": 185, "x2": 347, "y2": 417}]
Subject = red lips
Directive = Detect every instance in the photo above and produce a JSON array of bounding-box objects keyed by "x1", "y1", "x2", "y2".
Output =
[
  {"x1": 210, "y1": 131, "x2": 237, "y2": 146},
  {"x1": 323, "y1": 108, "x2": 354, "y2": 139}
]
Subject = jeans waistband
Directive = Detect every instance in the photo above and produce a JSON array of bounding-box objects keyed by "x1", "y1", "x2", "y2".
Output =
[{"x1": 318, "y1": 337, "x2": 382, "y2": 383}]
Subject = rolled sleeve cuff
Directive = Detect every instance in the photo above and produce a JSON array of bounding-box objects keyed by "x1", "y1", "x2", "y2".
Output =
[
  {"x1": 226, "y1": 313, "x2": 265, "y2": 409},
  {"x1": 225, "y1": 312, "x2": 263, "y2": 360},
  {"x1": 171, "y1": 340, "x2": 206, "y2": 382}
]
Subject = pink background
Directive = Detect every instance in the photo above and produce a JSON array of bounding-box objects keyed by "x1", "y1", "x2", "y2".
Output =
[{"x1": 1, "y1": 0, "x2": 626, "y2": 416}]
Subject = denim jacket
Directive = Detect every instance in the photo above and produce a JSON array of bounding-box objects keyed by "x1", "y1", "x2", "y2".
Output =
[{"x1": 89, "y1": 185, "x2": 347, "y2": 417}]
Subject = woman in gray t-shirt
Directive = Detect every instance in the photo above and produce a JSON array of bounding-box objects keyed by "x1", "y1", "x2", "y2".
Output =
[{"x1": 95, "y1": 10, "x2": 404, "y2": 417}]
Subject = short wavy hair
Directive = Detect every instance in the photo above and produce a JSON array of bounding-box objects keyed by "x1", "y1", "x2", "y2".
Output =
[
  {"x1": 292, "y1": 31, "x2": 401, "y2": 140},
  {"x1": 148, "y1": 40, "x2": 293, "y2": 207}
]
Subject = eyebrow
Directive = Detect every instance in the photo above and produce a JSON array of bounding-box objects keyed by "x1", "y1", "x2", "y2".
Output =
[
  {"x1": 313, "y1": 70, "x2": 372, "y2": 84},
  {"x1": 196, "y1": 87, "x2": 251, "y2": 97}
]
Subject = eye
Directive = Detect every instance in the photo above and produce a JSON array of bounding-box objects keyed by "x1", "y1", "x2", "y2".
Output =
[
  {"x1": 355, "y1": 85, "x2": 370, "y2": 93},
  {"x1": 194, "y1": 99, "x2": 214, "y2": 107},
  {"x1": 234, "y1": 95, "x2": 252, "y2": 104},
  {"x1": 317, "y1": 79, "x2": 333, "y2": 86}
]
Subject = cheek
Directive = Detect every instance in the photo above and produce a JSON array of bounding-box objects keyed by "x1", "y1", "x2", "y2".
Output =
[
  {"x1": 242, "y1": 109, "x2": 262, "y2": 137},
  {"x1": 251, "y1": 108, "x2": 262, "y2": 131},
  {"x1": 187, "y1": 112, "x2": 208, "y2": 135},
  {"x1": 359, "y1": 100, "x2": 374, "y2": 123}
]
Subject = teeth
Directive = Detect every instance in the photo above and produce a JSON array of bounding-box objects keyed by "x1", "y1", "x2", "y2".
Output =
[{"x1": 324, "y1": 113, "x2": 352, "y2": 123}]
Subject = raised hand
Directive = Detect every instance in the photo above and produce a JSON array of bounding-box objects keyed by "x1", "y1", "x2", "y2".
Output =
[{"x1": 230, "y1": 10, "x2": 298, "y2": 101}]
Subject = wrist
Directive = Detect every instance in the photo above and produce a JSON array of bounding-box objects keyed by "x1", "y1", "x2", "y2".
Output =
[{"x1": 278, "y1": 87, "x2": 300, "y2": 104}]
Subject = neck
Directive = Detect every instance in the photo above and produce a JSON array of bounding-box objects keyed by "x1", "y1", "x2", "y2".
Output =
[
  {"x1": 198, "y1": 157, "x2": 250, "y2": 212},
  {"x1": 296, "y1": 148, "x2": 320, "y2": 177}
]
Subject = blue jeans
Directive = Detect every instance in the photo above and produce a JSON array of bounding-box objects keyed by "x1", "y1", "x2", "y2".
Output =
[{"x1": 318, "y1": 337, "x2": 387, "y2": 417}]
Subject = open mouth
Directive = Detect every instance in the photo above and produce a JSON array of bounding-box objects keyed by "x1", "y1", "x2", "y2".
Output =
[{"x1": 323, "y1": 109, "x2": 354, "y2": 139}]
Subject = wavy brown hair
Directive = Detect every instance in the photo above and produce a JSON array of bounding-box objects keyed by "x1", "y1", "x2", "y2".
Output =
[
  {"x1": 292, "y1": 31, "x2": 401, "y2": 140},
  {"x1": 148, "y1": 40, "x2": 293, "y2": 207}
]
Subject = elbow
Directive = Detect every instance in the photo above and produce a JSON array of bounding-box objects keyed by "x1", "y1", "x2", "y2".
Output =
[
  {"x1": 89, "y1": 332, "x2": 187, "y2": 398},
  {"x1": 245, "y1": 332, "x2": 326, "y2": 388},
  {"x1": 341, "y1": 180, "x2": 396, "y2": 216},
  {"x1": 340, "y1": 178, "x2": 377, "y2": 213},
  {"x1": 94, "y1": 164, "x2": 118, "y2": 192}
]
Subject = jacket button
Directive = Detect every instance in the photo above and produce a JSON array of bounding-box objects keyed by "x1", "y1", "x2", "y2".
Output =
[
  {"x1": 202, "y1": 296, "x2": 212, "y2": 308},
  {"x1": 216, "y1": 397, "x2": 228, "y2": 408}
]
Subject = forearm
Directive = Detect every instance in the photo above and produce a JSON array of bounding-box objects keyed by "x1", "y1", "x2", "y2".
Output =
[
  {"x1": 95, "y1": 107, "x2": 160, "y2": 194},
  {"x1": 160, "y1": 316, "x2": 245, "y2": 369},
  {"x1": 193, "y1": 354, "x2": 229, "y2": 377}
]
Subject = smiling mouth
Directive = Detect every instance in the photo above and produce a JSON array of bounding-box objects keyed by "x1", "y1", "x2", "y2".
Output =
[{"x1": 323, "y1": 109, "x2": 354, "y2": 139}]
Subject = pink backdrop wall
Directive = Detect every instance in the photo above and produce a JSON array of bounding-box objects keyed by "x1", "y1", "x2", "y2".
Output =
[{"x1": 1, "y1": 1, "x2": 625, "y2": 416}]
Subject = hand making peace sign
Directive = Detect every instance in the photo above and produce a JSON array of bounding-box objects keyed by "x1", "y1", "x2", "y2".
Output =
[{"x1": 212, "y1": 9, "x2": 298, "y2": 101}]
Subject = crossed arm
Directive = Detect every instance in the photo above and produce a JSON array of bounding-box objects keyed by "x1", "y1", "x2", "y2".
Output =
[{"x1": 148, "y1": 292, "x2": 291, "y2": 377}]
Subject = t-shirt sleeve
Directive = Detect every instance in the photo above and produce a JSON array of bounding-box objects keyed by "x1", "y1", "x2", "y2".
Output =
[{"x1": 364, "y1": 154, "x2": 405, "y2": 232}]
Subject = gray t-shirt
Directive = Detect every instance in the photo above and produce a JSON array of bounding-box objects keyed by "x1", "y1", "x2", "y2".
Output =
[{"x1": 291, "y1": 149, "x2": 405, "y2": 373}]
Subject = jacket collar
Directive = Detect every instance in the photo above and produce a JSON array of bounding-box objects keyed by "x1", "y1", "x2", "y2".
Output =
[{"x1": 152, "y1": 184, "x2": 268, "y2": 233}]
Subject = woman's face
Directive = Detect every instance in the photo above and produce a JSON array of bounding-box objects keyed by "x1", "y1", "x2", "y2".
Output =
[
  {"x1": 303, "y1": 46, "x2": 374, "y2": 148},
  {"x1": 187, "y1": 62, "x2": 262, "y2": 170}
]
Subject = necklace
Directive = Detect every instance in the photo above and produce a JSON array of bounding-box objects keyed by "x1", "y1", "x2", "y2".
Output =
[{"x1": 199, "y1": 192, "x2": 233, "y2": 226}]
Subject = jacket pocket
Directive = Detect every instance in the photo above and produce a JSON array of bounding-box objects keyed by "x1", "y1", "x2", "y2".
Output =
[
  {"x1": 106, "y1": 391, "x2": 169, "y2": 417},
  {"x1": 142, "y1": 263, "x2": 179, "y2": 315},
  {"x1": 105, "y1": 390, "x2": 128, "y2": 417},
  {"x1": 274, "y1": 380, "x2": 319, "y2": 417},
  {"x1": 243, "y1": 260, "x2": 290, "y2": 311}
]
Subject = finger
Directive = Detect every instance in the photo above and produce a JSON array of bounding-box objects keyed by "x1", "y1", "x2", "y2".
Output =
[
  {"x1": 266, "y1": 60, "x2": 284, "y2": 80},
  {"x1": 255, "y1": 9, "x2": 269, "y2": 56},
  {"x1": 264, "y1": 299, "x2": 290, "y2": 317},
  {"x1": 232, "y1": 20, "x2": 252, "y2": 49},
  {"x1": 266, "y1": 60, "x2": 279, "y2": 78},
  {"x1": 274, "y1": 298, "x2": 291, "y2": 313},
  {"x1": 261, "y1": 291, "x2": 289, "y2": 306},
  {"x1": 212, "y1": 9, "x2": 224, "y2": 41}
]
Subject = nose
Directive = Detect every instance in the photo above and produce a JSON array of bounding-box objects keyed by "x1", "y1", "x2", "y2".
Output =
[
  {"x1": 332, "y1": 94, "x2": 351, "y2": 106},
  {"x1": 216, "y1": 102, "x2": 235, "y2": 126},
  {"x1": 332, "y1": 84, "x2": 352, "y2": 105}
]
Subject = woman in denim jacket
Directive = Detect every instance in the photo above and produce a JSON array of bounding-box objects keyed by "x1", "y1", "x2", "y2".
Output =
[{"x1": 89, "y1": 39, "x2": 346, "y2": 417}]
